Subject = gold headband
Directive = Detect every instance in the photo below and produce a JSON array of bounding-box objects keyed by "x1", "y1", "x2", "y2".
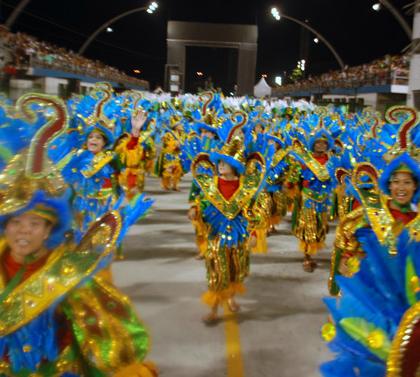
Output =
[
  {"x1": 26, "y1": 205, "x2": 57, "y2": 225},
  {"x1": 393, "y1": 164, "x2": 414, "y2": 175}
]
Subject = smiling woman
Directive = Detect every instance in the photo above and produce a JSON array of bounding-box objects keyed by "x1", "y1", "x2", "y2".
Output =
[
  {"x1": 389, "y1": 171, "x2": 417, "y2": 207},
  {"x1": 4, "y1": 212, "x2": 52, "y2": 265}
]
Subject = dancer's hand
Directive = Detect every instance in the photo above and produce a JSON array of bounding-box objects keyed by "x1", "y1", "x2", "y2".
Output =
[
  {"x1": 338, "y1": 256, "x2": 359, "y2": 277},
  {"x1": 188, "y1": 207, "x2": 197, "y2": 221},
  {"x1": 131, "y1": 110, "x2": 147, "y2": 137},
  {"x1": 249, "y1": 234, "x2": 257, "y2": 249}
]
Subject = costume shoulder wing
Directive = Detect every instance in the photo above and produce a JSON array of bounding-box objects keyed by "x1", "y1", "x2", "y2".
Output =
[
  {"x1": 191, "y1": 153, "x2": 217, "y2": 193},
  {"x1": 0, "y1": 212, "x2": 121, "y2": 337},
  {"x1": 81, "y1": 150, "x2": 115, "y2": 178},
  {"x1": 243, "y1": 152, "x2": 266, "y2": 198}
]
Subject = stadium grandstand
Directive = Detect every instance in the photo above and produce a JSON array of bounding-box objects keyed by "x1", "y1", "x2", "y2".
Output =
[
  {"x1": 0, "y1": 27, "x2": 149, "y2": 99},
  {"x1": 273, "y1": 54, "x2": 410, "y2": 112}
]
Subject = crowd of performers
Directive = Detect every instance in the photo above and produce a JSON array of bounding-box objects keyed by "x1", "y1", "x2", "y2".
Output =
[{"x1": 0, "y1": 82, "x2": 418, "y2": 376}]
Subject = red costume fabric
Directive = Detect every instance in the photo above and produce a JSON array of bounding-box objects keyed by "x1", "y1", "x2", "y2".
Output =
[
  {"x1": 301, "y1": 153, "x2": 329, "y2": 188},
  {"x1": 389, "y1": 207, "x2": 417, "y2": 224},
  {"x1": 218, "y1": 178, "x2": 240, "y2": 200},
  {"x1": 126, "y1": 136, "x2": 139, "y2": 150},
  {"x1": 3, "y1": 251, "x2": 49, "y2": 282},
  {"x1": 313, "y1": 153, "x2": 329, "y2": 165}
]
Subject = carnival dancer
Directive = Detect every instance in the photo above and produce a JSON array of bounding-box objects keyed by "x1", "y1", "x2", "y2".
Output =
[
  {"x1": 320, "y1": 108, "x2": 419, "y2": 377},
  {"x1": 242, "y1": 113, "x2": 275, "y2": 251},
  {"x1": 61, "y1": 89, "x2": 148, "y2": 241},
  {"x1": 264, "y1": 133, "x2": 290, "y2": 238},
  {"x1": 129, "y1": 95, "x2": 158, "y2": 177},
  {"x1": 185, "y1": 93, "x2": 225, "y2": 259},
  {"x1": 191, "y1": 120, "x2": 266, "y2": 323},
  {"x1": 186, "y1": 112, "x2": 222, "y2": 259},
  {"x1": 287, "y1": 124, "x2": 335, "y2": 272},
  {"x1": 0, "y1": 93, "x2": 157, "y2": 377},
  {"x1": 155, "y1": 115, "x2": 186, "y2": 191},
  {"x1": 115, "y1": 109, "x2": 154, "y2": 199},
  {"x1": 329, "y1": 105, "x2": 419, "y2": 296}
]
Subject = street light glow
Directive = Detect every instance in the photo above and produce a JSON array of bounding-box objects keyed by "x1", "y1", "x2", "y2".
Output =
[
  {"x1": 106, "y1": 27, "x2": 113, "y2": 32},
  {"x1": 372, "y1": 3, "x2": 381, "y2": 11},
  {"x1": 297, "y1": 59, "x2": 306, "y2": 71},
  {"x1": 133, "y1": 69, "x2": 141, "y2": 74},
  {"x1": 271, "y1": 7, "x2": 281, "y2": 21},
  {"x1": 313, "y1": 38, "x2": 319, "y2": 44},
  {"x1": 196, "y1": 71, "x2": 204, "y2": 76},
  {"x1": 275, "y1": 76, "x2": 282, "y2": 86},
  {"x1": 147, "y1": 2, "x2": 158, "y2": 13}
]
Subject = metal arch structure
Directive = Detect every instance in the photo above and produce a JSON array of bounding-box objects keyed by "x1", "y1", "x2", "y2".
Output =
[
  {"x1": 4, "y1": 0, "x2": 31, "y2": 29},
  {"x1": 78, "y1": 6, "x2": 148, "y2": 55},
  {"x1": 278, "y1": 14, "x2": 345, "y2": 70},
  {"x1": 378, "y1": 0, "x2": 412, "y2": 40}
]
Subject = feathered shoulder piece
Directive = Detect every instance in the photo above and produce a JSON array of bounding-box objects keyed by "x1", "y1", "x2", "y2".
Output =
[{"x1": 321, "y1": 227, "x2": 420, "y2": 377}]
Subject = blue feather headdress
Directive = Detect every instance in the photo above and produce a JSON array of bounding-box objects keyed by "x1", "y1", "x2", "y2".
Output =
[
  {"x1": 308, "y1": 128, "x2": 335, "y2": 152},
  {"x1": 378, "y1": 106, "x2": 420, "y2": 203},
  {"x1": 321, "y1": 227, "x2": 420, "y2": 377},
  {"x1": 0, "y1": 93, "x2": 72, "y2": 249},
  {"x1": 209, "y1": 111, "x2": 248, "y2": 174}
]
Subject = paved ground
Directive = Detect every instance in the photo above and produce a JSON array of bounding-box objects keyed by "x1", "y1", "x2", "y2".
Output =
[{"x1": 112, "y1": 174, "x2": 333, "y2": 377}]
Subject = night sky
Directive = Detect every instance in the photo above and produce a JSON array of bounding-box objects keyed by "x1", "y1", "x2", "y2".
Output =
[{"x1": 0, "y1": 0, "x2": 414, "y2": 89}]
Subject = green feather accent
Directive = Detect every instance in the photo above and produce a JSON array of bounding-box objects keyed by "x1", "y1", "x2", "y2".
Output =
[
  {"x1": 340, "y1": 317, "x2": 391, "y2": 360},
  {"x1": 0, "y1": 145, "x2": 13, "y2": 163},
  {"x1": 405, "y1": 256, "x2": 418, "y2": 306}
]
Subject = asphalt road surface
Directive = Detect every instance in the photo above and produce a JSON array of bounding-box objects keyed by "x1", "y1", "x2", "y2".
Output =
[{"x1": 113, "y1": 174, "x2": 333, "y2": 377}]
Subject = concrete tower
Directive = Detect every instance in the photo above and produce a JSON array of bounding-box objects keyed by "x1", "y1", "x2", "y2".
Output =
[{"x1": 408, "y1": 0, "x2": 420, "y2": 109}]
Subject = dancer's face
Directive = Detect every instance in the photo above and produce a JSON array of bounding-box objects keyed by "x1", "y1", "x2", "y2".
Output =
[
  {"x1": 201, "y1": 130, "x2": 215, "y2": 139},
  {"x1": 254, "y1": 124, "x2": 264, "y2": 134},
  {"x1": 218, "y1": 161, "x2": 236, "y2": 177},
  {"x1": 313, "y1": 139, "x2": 328, "y2": 153},
  {"x1": 389, "y1": 172, "x2": 416, "y2": 206},
  {"x1": 5, "y1": 213, "x2": 52, "y2": 263},
  {"x1": 174, "y1": 125, "x2": 183, "y2": 134},
  {"x1": 87, "y1": 130, "x2": 106, "y2": 154}
]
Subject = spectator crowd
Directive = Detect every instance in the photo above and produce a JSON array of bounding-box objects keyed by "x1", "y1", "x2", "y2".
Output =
[
  {"x1": 276, "y1": 54, "x2": 409, "y2": 94},
  {"x1": 0, "y1": 28, "x2": 148, "y2": 88}
]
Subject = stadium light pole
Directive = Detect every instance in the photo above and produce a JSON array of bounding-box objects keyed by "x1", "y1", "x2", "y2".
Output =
[
  {"x1": 375, "y1": 0, "x2": 412, "y2": 40},
  {"x1": 407, "y1": 0, "x2": 420, "y2": 106},
  {"x1": 270, "y1": 7, "x2": 345, "y2": 69},
  {"x1": 79, "y1": 2, "x2": 158, "y2": 55}
]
